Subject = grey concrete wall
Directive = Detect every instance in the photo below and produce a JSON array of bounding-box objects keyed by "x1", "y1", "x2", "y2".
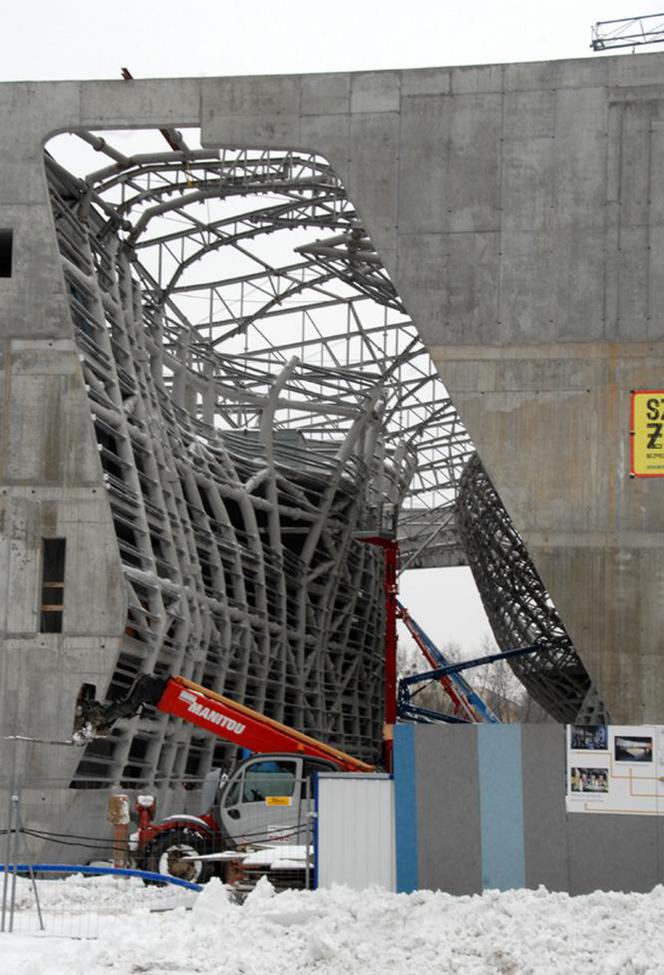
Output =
[{"x1": 0, "y1": 84, "x2": 126, "y2": 830}]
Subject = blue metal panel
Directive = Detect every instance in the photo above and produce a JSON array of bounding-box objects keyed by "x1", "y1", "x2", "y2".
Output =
[
  {"x1": 477, "y1": 724, "x2": 525, "y2": 890},
  {"x1": 393, "y1": 724, "x2": 419, "y2": 892}
]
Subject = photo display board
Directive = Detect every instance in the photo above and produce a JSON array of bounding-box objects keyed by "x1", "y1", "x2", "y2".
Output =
[{"x1": 566, "y1": 725, "x2": 664, "y2": 815}]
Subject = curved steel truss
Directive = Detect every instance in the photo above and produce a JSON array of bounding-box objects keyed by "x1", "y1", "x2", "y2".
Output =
[
  {"x1": 455, "y1": 455, "x2": 606, "y2": 723},
  {"x1": 47, "y1": 132, "x2": 477, "y2": 783},
  {"x1": 52, "y1": 137, "x2": 472, "y2": 528}
]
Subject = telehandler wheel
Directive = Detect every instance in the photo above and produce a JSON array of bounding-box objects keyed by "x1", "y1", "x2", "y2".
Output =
[{"x1": 145, "y1": 828, "x2": 217, "y2": 884}]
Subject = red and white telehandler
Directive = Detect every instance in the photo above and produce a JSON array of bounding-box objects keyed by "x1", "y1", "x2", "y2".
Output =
[{"x1": 75, "y1": 673, "x2": 374, "y2": 883}]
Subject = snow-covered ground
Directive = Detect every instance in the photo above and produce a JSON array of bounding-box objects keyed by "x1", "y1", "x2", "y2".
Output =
[{"x1": 2, "y1": 874, "x2": 664, "y2": 974}]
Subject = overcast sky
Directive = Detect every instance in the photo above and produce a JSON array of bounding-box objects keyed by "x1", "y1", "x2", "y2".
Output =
[
  {"x1": 0, "y1": 1, "x2": 648, "y2": 82},
  {"x1": 2, "y1": 0, "x2": 648, "y2": 657}
]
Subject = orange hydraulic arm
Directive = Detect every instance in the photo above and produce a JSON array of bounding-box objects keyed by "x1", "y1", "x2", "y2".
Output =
[{"x1": 76, "y1": 673, "x2": 374, "y2": 774}]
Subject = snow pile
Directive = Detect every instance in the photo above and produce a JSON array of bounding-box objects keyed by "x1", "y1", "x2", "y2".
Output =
[
  {"x1": 4, "y1": 878, "x2": 664, "y2": 973},
  {"x1": 244, "y1": 844, "x2": 309, "y2": 868},
  {"x1": 7, "y1": 872, "x2": 197, "y2": 913}
]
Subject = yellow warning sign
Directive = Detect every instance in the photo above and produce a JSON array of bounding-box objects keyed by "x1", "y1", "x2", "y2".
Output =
[
  {"x1": 631, "y1": 390, "x2": 664, "y2": 477},
  {"x1": 265, "y1": 796, "x2": 292, "y2": 807}
]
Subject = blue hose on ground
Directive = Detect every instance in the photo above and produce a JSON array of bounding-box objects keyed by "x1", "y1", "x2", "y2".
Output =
[{"x1": 0, "y1": 863, "x2": 202, "y2": 891}]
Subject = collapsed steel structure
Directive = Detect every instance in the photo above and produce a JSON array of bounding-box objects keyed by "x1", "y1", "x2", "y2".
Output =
[
  {"x1": 46, "y1": 131, "x2": 475, "y2": 783},
  {"x1": 456, "y1": 456, "x2": 605, "y2": 723},
  {"x1": 44, "y1": 128, "x2": 603, "y2": 789}
]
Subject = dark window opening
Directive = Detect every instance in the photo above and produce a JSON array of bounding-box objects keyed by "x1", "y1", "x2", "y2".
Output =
[
  {"x1": 40, "y1": 538, "x2": 66, "y2": 633},
  {"x1": 221, "y1": 496, "x2": 244, "y2": 532},
  {"x1": 0, "y1": 230, "x2": 13, "y2": 278},
  {"x1": 94, "y1": 423, "x2": 123, "y2": 479},
  {"x1": 107, "y1": 652, "x2": 141, "y2": 700},
  {"x1": 113, "y1": 518, "x2": 142, "y2": 568},
  {"x1": 128, "y1": 737, "x2": 149, "y2": 761},
  {"x1": 185, "y1": 740, "x2": 205, "y2": 780}
]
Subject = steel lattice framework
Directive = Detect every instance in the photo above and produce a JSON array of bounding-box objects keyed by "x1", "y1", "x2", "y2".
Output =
[
  {"x1": 456, "y1": 456, "x2": 607, "y2": 723},
  {"x1": 46, "y1": 131, "x2": 475, "y2": 784},
  {"x1": 54, "y1": 134, "x2": 474, "y2": 562}
]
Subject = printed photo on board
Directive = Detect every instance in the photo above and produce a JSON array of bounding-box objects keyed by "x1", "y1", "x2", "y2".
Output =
[
  {"x1": 570, "y1": 725, "x2": 608, "y2": 751},
  {"x1": 614, "y1": 736, "x2": 653, "y2": 763},
  {"x1": 571, "y1": 767, "x2": 609, "y2": 793}
]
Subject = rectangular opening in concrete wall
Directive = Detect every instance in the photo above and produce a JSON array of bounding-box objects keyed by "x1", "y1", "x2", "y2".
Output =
[
  {"x1": 40, "y1": 537, "x2": 66, "y2": 633},
  {"x1": 0, "y1": 229, "x2": 13, "y2": 277}
]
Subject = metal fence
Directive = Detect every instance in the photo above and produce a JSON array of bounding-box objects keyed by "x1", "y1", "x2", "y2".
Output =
[
  {"x1": 1, "y1": 740, "x2": 318, "y2": 937},
  {"x1": 0, "y1": 864, "x2": 200, "y2": 938}
]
